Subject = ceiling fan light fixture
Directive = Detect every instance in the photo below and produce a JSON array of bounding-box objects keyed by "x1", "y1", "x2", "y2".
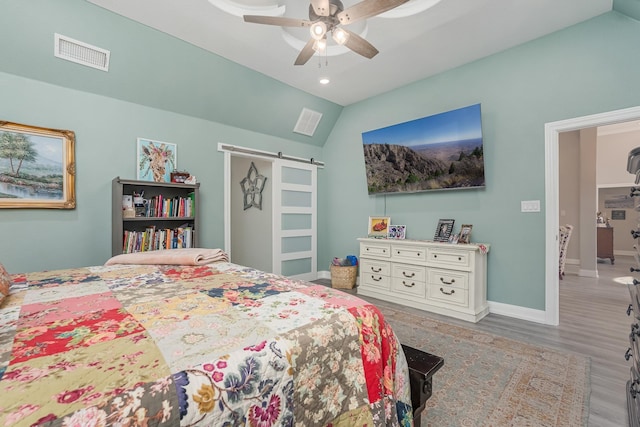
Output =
[
  {"x1": 310, "y1": 22, "x2": 327, "y2": 40},
  {"x1": 319, "y1": 77, "x2": 330, "y2": 85},
  {"x1": 313, "y1": 38, "x2": 327, "y2": 52},
  {"x1": 332, "y1": 28, "x2": 349, "y2": 45}
]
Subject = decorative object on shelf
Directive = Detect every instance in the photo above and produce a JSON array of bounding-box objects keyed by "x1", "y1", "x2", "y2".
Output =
[
  {"x1": 368, "y1": 216, "x2": 390, "y2": 238},
  {"x1": 458, "y1": 224, "x2": 473, "y2": 244},
  {"x1": 184, "y1": 175, "x2": 197, "y2": 185},
  {"x1": 170, "y1": 170, "x2": 190, "y2": 183},
  {"x1": 137, "y1": 138, "x2": 177, "y2": 183},
  {"x1": 240, "y1": 161, "x2": 267, "y2": 210},
  {"x1": 0, "y1": 120, "x2": 76, "y2": 209},
  {"x1": 448, "y1": 232, "x2": 459, "y2": 244},
  {"x1": 122, "y1": 194, "x2": 135, "y2": 218},
  {"x1": 433, "y1": 219, "x2": 455, "y2": 242},
  {"x1": 388, "y1": 224, "x2": 406, "y2": 239}
]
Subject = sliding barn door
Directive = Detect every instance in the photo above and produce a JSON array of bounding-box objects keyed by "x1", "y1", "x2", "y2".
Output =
[{"x1": 272, "y1": 159, "x2": 317, "y2": 280}]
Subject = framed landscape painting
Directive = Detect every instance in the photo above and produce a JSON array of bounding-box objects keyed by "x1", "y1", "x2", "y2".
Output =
[
  {"x1": 137, "y1": 138, "x2": 177, "y2": 182},
  {"x1": 0, "y1": 121, "x2": 76, "y2": 209}
]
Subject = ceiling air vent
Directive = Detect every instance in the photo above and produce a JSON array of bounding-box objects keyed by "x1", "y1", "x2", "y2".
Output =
[
  {"x1": 293, "y1": 108, "x2": 323, "y2": 137},
  {"x1": 54, "y1": 33, "x2": 110, "y2": 72}
]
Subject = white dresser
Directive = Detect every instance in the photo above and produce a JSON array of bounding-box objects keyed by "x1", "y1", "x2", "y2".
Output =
[{"x1": 358, "y1": 238, "x2": 490, "y2": 323}]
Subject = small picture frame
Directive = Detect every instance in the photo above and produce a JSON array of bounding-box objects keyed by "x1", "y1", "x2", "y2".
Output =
[
  {"x1": 368, "y1": 216, "x2": 390, "y2": 238},
  {"x1": 388, "y1": 225, "x2": 406, "y2": 240},
  {"x1": 137, "y1": 138, "x2": 177, "y2": 183},
  {"x1": 434, "y1": 219, "x2": 455, "y2": 242},
  {"x1": 458, "y1": 224, "x2": 473, "y2": 244}
]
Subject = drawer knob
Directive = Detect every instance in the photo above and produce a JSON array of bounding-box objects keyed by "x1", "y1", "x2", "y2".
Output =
[
  {"x1": 402, "y1": 271, "x2": 415, "y2": 278},
  {"x1": 440, "y1": 287, "x2": 455, "y2": 296},
  {"x1": 417, "y1": 253, "x2": 421, "y2": 256},
  {"x1": 440, "y1": 277, "x2": 456, "y2": 285},
  {"x1": 434, "y1": 254, "x2": 438, "y2": 258},
  {"x1": 403, "y1": 281, "x2": 415, "y2": 287},
  {"x1": 383, "y1": 249, "x2": 386, "y2": 253},
  {"x1": 458, "y1": 257, "x2": 462, "y2": 261},
  {"x1": 372, "y1": 275, "x2": 382, "y2": 282},
  {"x1": 371, "y1": 267, "x2": 382, "y2": 273},
  {"x1": 397, "y1": 250, "x2": 401, "y2": 254}
]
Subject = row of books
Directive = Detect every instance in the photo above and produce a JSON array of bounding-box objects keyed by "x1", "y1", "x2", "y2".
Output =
[
  {"x1": 139, "y1": 193, "x2": 195, "y2": 218},
  {"x1": 123, "y1": 225, "x2": 194, "y2": 253}
]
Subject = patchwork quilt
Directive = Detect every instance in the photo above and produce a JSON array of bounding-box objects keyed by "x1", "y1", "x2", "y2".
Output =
[{"x1": 0, "y1": 262, "x2": 412, "y2": 426}]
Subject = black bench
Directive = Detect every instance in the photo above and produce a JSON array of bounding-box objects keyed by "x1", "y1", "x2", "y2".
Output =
[{"x1": 401, "y1": 344, "x2": 444, "y2": 426}]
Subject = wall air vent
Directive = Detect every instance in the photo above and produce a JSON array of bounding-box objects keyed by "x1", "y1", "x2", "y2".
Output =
[
  {"x1": 54, "y1": 33, "x2": 110, "y2": 72},
  {"x1": 293, "y1": 108, "x2": 323, "y2": 137}
]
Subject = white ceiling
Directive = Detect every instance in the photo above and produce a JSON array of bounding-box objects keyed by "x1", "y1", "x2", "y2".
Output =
[{"x1": 87, "y1": 0, "x2": 612, "y2": 106}]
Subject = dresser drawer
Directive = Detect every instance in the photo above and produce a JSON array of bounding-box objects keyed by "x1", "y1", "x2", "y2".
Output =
[
  {"x1": 428, "y1": 249, "x2": 470, "y2": 268},
  {"x1": 392, "y1": 263, "x2": 426, "y2": 282},
  {"x1": 361, "y1": 259, "x2": 391, "y2": 276},
  {"x1": 427, "y1": 284, "x2": 468, "y2": 307},
  {"x1": 391, "y1": 277, "x2": 426, "y2": 298},
  {"x1": 361, "y1": 242, "x2": 391, "y2": 258},
  {"x1": 392, "y1": 245, "x2": 427, "y2": 262},
  {"x1": 361, "y1": 272, "x2": 391, "y2": 290},
  {"x1": 428, "y1": 269, "x2": 468, "y2": 290}
]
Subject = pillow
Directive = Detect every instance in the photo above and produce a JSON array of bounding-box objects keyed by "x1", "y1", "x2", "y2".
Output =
[{"x1": 0, "y1": 262, "x2": 10, "y2": 307}]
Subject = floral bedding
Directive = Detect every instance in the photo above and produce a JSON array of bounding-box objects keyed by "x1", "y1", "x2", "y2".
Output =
[{"x1": 0, "y1": 262, "x2": 412, "y2": 426}]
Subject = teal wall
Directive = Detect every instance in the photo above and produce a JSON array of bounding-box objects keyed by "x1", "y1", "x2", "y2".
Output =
[
  {"x1": 319, "y1": 11, "x2": 640, "y2": 310},
  {"x1": 0, "y1": 0, "x2": 342, "y2": 147},
  {"x1": 0, "y1": 72, "x2": 321, "y2": 273}
]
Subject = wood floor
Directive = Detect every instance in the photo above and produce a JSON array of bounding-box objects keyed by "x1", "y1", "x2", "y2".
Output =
[{"x1": 317, "y1": 256, "x2": 635, "y2": 427}]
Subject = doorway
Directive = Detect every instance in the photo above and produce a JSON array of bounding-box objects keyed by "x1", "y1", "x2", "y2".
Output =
[
  {"x1": 545, "y1": 105, "x2": 640, "y2": 325},
  {"x1": 220, "y1": 144, "x2": 319, "y2": 280}
]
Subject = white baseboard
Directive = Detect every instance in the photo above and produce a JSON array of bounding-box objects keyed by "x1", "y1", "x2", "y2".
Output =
[
  {"x1": 487, "y1": 300, "x2": 548, "y2": 324},
  {"x1": 615, "y1": 250, "x2": 636, "y2": 257},
  {"x1": 578, "y1": 269, "x2": 599, "y2": 278},
  {"x1": 317, "y1": 270, "x2": 331, "y2": 280}
]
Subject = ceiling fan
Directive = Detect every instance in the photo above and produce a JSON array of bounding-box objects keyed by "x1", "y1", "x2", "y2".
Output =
[{"x1": 243, "y1": 0, "x2": 408, "y2": 65}]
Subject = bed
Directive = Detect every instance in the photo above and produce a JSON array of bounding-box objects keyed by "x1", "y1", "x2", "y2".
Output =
[{"x1": 0, "y1": 249, "x2": 413, "y2": 426}]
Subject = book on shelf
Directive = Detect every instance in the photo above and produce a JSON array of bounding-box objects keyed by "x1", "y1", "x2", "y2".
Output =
[
  {"x1": 139, "y1": 195, "x2": 194, "y2": 218},
  {"x1": 122, "y1": 224, "x2": 194, "y2": 253}
]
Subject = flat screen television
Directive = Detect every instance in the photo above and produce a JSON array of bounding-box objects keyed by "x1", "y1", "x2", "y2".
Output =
[{"x1": 361, "y1": 103, "x2": 485, "y2": 195}]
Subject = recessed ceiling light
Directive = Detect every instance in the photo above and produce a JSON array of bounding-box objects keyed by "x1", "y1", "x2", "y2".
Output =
[{"x1": 319, "y1": 78, "x2": 330, "y2": 85}]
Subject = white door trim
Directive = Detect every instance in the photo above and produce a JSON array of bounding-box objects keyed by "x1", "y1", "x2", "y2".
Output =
[{"x1": 545, "y1": 105, "x2": 640, "y2": 325}]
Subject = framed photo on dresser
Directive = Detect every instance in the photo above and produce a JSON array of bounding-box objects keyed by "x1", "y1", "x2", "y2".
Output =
[
  {"x1": 434, "y1": 219, "x2": 455, "y2": 242},
  {"x1": 458, "y1": 224, "x2": 473, "y2": 244}
]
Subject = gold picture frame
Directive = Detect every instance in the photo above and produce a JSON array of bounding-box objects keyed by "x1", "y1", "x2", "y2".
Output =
[
  {"x1": 368, "y1": 216, "x2": 390, "y2": 238},
  {"x1": 0, "y1": 121, "x2": 76, "y2": 209}
]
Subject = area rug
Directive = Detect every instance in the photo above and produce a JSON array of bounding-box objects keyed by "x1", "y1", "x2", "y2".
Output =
[{"x1": 378, "y1": 307, "x2": 591, "y2": 427}]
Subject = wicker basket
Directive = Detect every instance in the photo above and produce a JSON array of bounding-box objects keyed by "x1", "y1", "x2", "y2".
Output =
[{"x1": 330, "y1": 264, "x2": 358, "y2": 289}]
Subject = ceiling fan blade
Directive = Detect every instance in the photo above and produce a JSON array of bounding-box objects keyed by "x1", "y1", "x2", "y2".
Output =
[
  {"x1": 337, "y1": 0, "x2": 409, "y2": 25},
  {"x1": 294, "y1": 39, "x2": 317, "y2": 66},
  {"x1": 310, "y1": 0, "x2": 331, "y2": 17},
  {"x1": 340, "y1": 28, "x2": 379, "y2": 59},
  {"x1": 243, "y1": 15, "x2": 312, "y2": 28}
]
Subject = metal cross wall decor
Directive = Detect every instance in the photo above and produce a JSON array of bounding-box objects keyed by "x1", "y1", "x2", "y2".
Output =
[{"x1": 240, "y1": 162, "x2": 267, "y2": 210}]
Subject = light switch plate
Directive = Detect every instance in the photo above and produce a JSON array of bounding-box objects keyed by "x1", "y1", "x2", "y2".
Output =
[{"x1": 521, "y1": 200, "x2": 541, "y2": 212}]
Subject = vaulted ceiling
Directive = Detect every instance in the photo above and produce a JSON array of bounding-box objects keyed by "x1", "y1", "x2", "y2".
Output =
[{"x1": 87, "y1": 0, "x2": 613, "y2": 106}]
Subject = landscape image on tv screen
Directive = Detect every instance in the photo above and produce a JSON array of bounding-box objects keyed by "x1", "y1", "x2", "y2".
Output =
[{"x1": 361, "y1": 103, "x2": 485, "y2": 195}]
